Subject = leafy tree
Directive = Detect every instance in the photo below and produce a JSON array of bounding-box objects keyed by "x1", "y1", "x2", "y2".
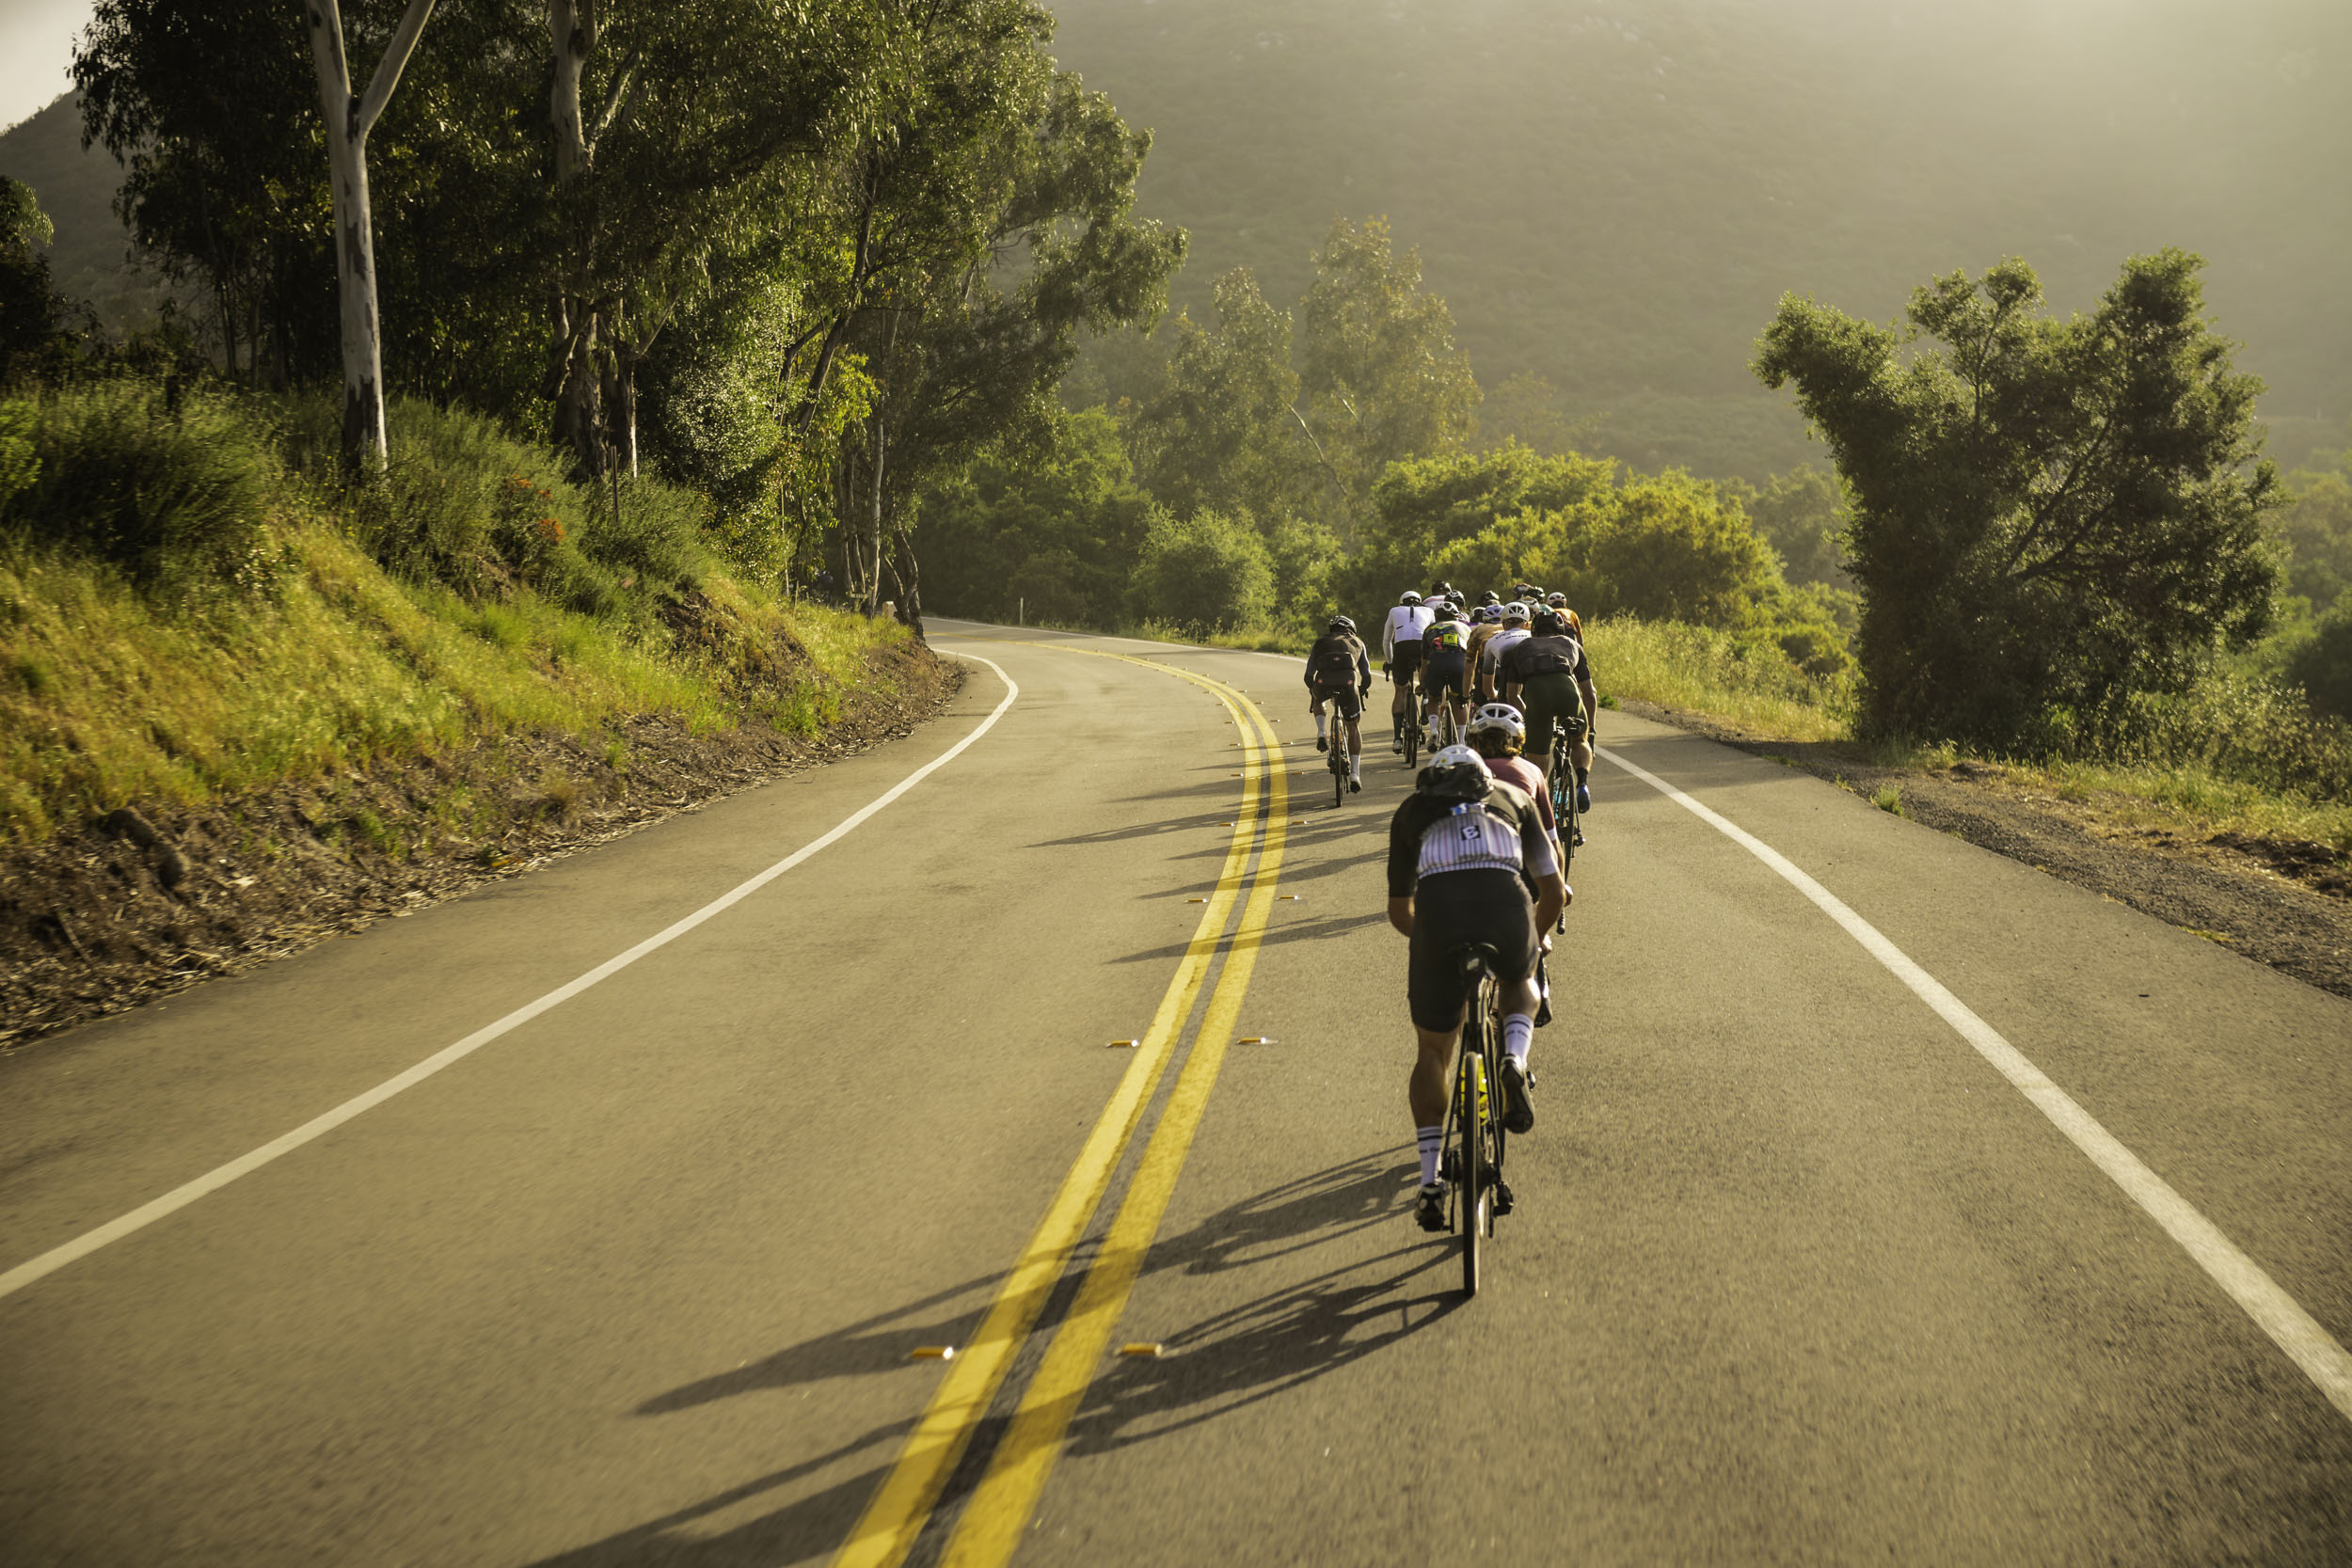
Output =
[
  {"x1": 919, "y1": 405, "x2": 1153, "y2": 626},
  {"x1": 2275, "y1": 469, "x2": 2352, "y2": 610},
  {"x1": 1296, "y1": 216, "x2": 1479, "y2": 524},
  {"x1": 2285, "y1": 594, "x2": 2352, "y2": 722},
  {"x1": 0, "y1": 181, "x2": 64, "y2": 383},
  {"x1": 1130, "y1": 505, "x2": 1274, "y2": 632},
  {"x1": 1738, "y1": 465, "x2": 1847, "y2": 587},
  {"x1": 1756, "y1": 250, "x2": 2281, "y2": 747},
  {"x1": 1130, "y1": 267, "x2": 1311, "y2": 525},
  {"x1": 1578, "y1": 470, "x2": 1778, "y2": 626},
  {"x1": 1343, "y1": 442, "x2": 1613, "y2": 607},
  {"x1": 76, "y1": 0, "x2": 337, "y2": 388}
]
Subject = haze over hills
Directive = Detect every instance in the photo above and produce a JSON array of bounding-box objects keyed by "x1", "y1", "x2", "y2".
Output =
[{"x1": 1047, "y1": 0, "x2": 2352, "y2": 477}]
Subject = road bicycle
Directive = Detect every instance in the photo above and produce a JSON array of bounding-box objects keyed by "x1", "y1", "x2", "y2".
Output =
[
  {"x1": 1399, "y1": 675, "x2": 1421, "y2": 770},
  {"x1": 1438, "y1": 942, "x2": 1512, "y2": 1296},
  {"x1": 1549, "y1": 715, "x2": 1584, "y2": 877},
  {"x1": 1327, "y1": 693, "x2": 1358, "y2": 807}
]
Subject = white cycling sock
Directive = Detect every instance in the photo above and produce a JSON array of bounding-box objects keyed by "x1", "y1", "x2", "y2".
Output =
[
  {"x1": 1349, "y1": 753, "x2": 1361, "y2": 779},
  {"x1": 1314, "y1": 712, "x2": 1327, "y2": 737},
  {"x1": 1417, "y1": 1126, "x2": 1444, "y2": 1187},
  {"x1": 1503, "y1": 1013, "x2": 1534, "y2": 1069}
]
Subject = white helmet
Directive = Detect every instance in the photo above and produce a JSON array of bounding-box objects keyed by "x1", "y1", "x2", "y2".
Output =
[
  {"x1": 1416, "y1": 745, "x2": 1492, "y2": 801},
  {"x1": 1502, "y1": 601, "x2": 1532, "y2": 622},
  {"x1": 1468, "y1": 703, "x2": 1526, "y2": 743},
  {"x1": 1400, "y1": 590, "x2": 1423, "y2": 605}
]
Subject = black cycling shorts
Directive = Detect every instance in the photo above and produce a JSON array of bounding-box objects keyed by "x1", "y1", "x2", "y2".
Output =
[
  {"x1": 1310, "y1": 682, "x2": 1364, "y2": 721},
  {"x1": 1420, "y1": 654, "x2": 1467, "y2": 698},
  {"x1": 1390, "y1": 642, "x2": 1423, "y2": 677},
  {"x1": 1406, "y1": 868, "x2": 1538, "y2": 1032}
]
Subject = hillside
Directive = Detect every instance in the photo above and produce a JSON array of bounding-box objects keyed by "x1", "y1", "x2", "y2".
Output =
[
  {"x1": 1047, "y1": 0, "x2": 2352, "y2": 478},
  {"x1": 0, "y1": 92, "x2": 170, "y2": 330}
]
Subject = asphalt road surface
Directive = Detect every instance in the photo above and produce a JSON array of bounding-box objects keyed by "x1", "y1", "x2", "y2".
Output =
[{"x1": 4, "y1": 620, "x2": 2349, "y2": 1567}]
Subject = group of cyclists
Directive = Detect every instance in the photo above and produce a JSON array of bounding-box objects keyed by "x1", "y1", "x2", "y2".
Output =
[{"x1": 1299, "y1": 581, "x2": 1602, "y2": 1235}]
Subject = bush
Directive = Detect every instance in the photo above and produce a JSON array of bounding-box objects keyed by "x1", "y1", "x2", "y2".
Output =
[
  {"x1": 2285, "y1": 597, "x2": 2352, "y2": 724},
  {"x1": 1130, "y1": 506, "x2": 1275, "y2": 632},
  {"x1": 0, "y1": 379, "x2": 282, "y2": 597}
]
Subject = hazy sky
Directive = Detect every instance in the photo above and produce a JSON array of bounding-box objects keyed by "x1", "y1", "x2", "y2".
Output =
[{"x1": 0, "y1": 0, "x2": 90, "y2": 133}]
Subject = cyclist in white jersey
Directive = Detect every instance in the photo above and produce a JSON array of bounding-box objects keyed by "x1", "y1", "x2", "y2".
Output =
[
  {"x1": 1381, "y1": 592, "x2": 1434, "y2": 752},
  {"x1": 1476, "y1": 601, "x2": 1534, "y2": 703}
]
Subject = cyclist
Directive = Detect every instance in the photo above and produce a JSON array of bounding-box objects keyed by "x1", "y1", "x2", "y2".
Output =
[
  {"x1": 1418, "y1": 599, "x2": 1472, "y2": 748},
  {"x1": 1305, "y1": 614, "x2": 1374, "y2": 792},
  {"x1": 1387, "y1": 745, "x2": 1568, "y2": 1230},
  {"x1": 1381, "y1": 591, "x2": 1434, "y2": 753},
  {"x1": 1500, "y1": 607, "x2": 1598, "y2": 813},
  {"x1": 1476, "y1": 600, "x2": 1534, "y2": 703},
  {"x1": 1467, "y1": 701, "x2": 1556, "y2": 857},
  {"x1": 1463, "y1": 604, "x2": 1506, "y2": 703}
]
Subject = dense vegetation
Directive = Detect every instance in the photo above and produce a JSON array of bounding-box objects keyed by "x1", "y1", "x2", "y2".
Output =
[{"x1": 1042, "y1": 0, "x2": 2352, "y2": 481}]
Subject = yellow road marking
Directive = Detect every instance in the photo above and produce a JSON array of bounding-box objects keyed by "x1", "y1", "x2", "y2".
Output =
[
  {"x1": 829, "y1": 660, "x2": 1272, "y2": 1568},
  {"x1": 940, "y1": 686, "x2": 1288, "y2": 1568}
]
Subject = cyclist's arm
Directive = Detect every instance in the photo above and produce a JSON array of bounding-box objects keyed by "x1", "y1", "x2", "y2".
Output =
[
  {"x1": 1386, "y1": 800, "x2": 1427, "y2": 936},
  {"x1": 1518, "y1": 804, "x2": 1569, "y2": 925}
]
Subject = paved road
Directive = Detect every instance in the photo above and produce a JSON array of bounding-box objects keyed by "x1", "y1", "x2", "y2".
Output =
[{"x1": 4, "y1": 621, "x2": 2349, "y2": 1566}]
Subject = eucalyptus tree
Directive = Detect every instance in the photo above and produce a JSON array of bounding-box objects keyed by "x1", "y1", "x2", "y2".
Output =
[
  {"x1": 299, "y1": 0, "x2": 438, "y2": 472},
  {"x1": 825, "y1": 36, "x2": 1184, "y2": 616}
]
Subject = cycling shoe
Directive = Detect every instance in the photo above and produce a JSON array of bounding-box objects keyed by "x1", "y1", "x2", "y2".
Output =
[
  {"x1": 1416, "y1": 1181, "x2": 1451, "y2": 1233},
  {"x1": 1500, "y1": 1057, "x2": 1535, "y2": 1134}
]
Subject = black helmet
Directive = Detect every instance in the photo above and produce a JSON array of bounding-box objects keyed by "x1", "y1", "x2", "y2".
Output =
[
  {"x1": 1532, "y1": 608, "x2": 1565, "y2": 636},
  {"x1": 1416, "y1": 745, "x2": 1493, "y2": 801},
  {"x1": 1430, "y1": 579, "x2": 1453, "y2": 596},
  {"x1": 1328, "y1": 614, "x2": 1357, "y2": 635},
  {"x1": 1480, "y1": 590, "x2": 1502, "y2": 607}
]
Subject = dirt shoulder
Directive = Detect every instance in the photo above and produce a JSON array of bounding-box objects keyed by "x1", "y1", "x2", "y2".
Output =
[
  {"x1": 1616, "y1": 697, "x2": 2352, "y2": 1003},
  {"x1": 0, "y1": 641, "x2": 963, "y2": 1053}
]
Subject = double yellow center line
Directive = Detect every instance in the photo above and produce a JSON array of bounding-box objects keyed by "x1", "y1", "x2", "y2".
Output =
[{"x1": 833, "y1": 648, "x2": 1288, "y2": 1568}]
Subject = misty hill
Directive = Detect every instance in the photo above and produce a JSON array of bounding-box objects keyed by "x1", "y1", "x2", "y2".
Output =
[
  {"x1": 0, "y1": 93, "x2": 169, "y2": 330},
  {"x1": 1049, "y1": 0, "x2": 2352, "y2": 478}
]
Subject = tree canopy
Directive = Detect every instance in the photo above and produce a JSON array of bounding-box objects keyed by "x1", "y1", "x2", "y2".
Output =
[{"x1": 1756, "y1": 250, "x2": 2281, "y2": 746}]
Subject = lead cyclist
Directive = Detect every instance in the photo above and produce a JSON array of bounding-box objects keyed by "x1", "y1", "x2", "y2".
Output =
[{"x1": 1385, "y1": 745, "x2": 1568, "y2": 1232}]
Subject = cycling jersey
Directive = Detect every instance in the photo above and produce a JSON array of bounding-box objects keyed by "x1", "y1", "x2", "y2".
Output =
[
  {"x1": 1498, "y1": 633, "x2": 1588, "y2": 686},
  {"x1": 1485, "y1": 753, "x2": 1555, "y2": 837},
  {"x1": 1385, "y1": 781, "x2": 1557, "y2": 895},
  {"x1": 1383, "y1": 604, "x2": 1433, "y2": 662},
  {"x1": 1479, "y1": 626, "x2": 1532, "y2": 689}
]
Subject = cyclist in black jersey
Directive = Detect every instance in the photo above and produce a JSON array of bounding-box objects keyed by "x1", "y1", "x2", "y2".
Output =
[
  {"x1": 1387, "y1": 745, "x2": 1568, "y2": 1230},
  {"x1": 1304, "y1": 616, "x2": 1373, "y2": 792}
]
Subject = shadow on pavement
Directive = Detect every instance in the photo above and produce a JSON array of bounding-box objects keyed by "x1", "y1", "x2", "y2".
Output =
[{"x1": 564, "y1": 1153, "x2": 1453, "y2": 1566}]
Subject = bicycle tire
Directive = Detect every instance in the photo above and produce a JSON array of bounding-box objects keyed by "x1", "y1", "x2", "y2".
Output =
[
  {"x1": 1458, "y1": 1044, "x2": 1484, "y2": 1297},
  {"x1": 1332, "y1": 750, "x2": 1345, "y2": 808}
]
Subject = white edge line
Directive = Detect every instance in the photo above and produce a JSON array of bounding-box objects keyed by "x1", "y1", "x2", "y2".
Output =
[
  {"x1": 0, "y1": 654, "x2": 1023, "y2": 1304},
  {"x1": 1598, "y1": 742, "x2": 2352, "y2": 1424}
]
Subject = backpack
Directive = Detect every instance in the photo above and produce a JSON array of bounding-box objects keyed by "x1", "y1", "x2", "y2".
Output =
[{"x1": 1307, "y1": 636, "x2": 1359, "y2": 687}]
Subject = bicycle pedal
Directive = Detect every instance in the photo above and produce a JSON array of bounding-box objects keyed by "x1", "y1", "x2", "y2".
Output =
[{"x1": 1494, "y1": 1181, "x2": 1516, "y2": 1216}]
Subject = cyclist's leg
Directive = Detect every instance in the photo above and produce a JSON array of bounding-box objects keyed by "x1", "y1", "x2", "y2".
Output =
[
  {"x1": 1406, "y1": 886, "x2": 1477, "y2": 1192},
  {"x1": 1308, "y1": 688, "x2": 1330, "y2": 750}
]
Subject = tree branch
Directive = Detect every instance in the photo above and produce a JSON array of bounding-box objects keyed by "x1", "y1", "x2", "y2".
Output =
[
  {"x1": 587, "y1": 49, "x2": 642, "y2": 157},
  {"x1": 355, "y1": 0, "x2": 438, "y2": 141}
]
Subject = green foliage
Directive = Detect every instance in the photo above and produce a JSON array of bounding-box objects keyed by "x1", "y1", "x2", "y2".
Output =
[
  {"x1": 1131, "y1": 268, "x2": 1308, "y2": 524},
  {"x1": 919, "y1": 406, "x2": 1154, "y2": 626},
  {"x1": 1348, "y1": 443, "x2": 1615, "y2": 604},
  {"x1": 1757, "y1": 250, "x2": 2282, "y2": 749},
  {"x1": 1130, "y1": 506, "x2": 1275, "y2": 633},
  {"x1": 2276, "y1": 468, "x2": 2352, "y2": 610},
  {"x1": 1580, "y1": 470, "x2": 1777, "y2": 627},
  {"x1": 0, "y1": 177, "x2": 69, "y2": 384},
  {"x1": 2285, "y1": 596, "x2": 2352, "y2": 723},
  {"x1": 0, "y1": 379, "x2": 281, "y2": 598},
  {"x1": 1732, "y1": 466, "x2": 1847, "y2": 587},
  {"x1": 1296, "y1": 217, "x2": 1480, "y2": 516}
]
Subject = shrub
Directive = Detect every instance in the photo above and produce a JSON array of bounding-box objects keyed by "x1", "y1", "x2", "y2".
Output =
[
  {"x1": 1129, "y1": 505, "x2": 1275, "y2": 632},
  {"x1": 2284, "y1": 596, "x2": 2352, "y2": 724},
  {"x1": 0, "y1": 379, "x2": 282, "y2": 597}
]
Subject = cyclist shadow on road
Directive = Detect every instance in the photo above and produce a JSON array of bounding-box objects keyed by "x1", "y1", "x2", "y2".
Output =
[{"x1": 1060, "y1": 1149, "x2": 1464, "y2": 1456}]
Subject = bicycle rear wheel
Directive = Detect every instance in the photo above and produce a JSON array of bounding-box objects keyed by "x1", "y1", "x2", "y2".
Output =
[{"x1": 1457, "y1": 1047, "x2": 1485, "y2": 1296}]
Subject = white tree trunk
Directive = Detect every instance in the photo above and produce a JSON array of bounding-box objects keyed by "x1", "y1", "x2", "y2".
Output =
[{"x1": 301, "y1": 0, "x2": 437, "y2": 476}]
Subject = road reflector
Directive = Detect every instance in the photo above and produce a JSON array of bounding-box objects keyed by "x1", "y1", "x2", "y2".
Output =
[
  {"x1": 909, "y1": 1346, "x2": 956, "y2": 1361},
  {"x1": 1118, "y1": 1342, "x2": 1165, "y2": 1358},
  {"x1": 1108, "y1": 1038, "x2": 1139, "y2": 1049},
  {"x1": 1278, "y1": 895, "x2": 1301, "y2": 901},
  {"x1": 1240, "y1": 1036, "x2": 1276, "y2": 1045}
]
